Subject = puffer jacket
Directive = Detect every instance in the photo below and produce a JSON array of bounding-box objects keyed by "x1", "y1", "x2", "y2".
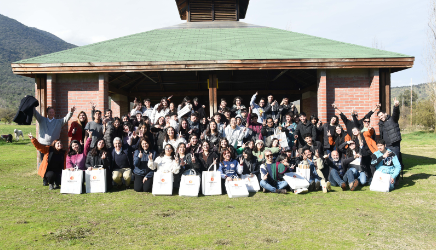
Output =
[
  {"x1": 104, "y1": 123, "x2": 116, "y2": 149},
  {"x1": 148, "y1": 155, "x2": 180, "y2": 174},
  {"x1": 294, "y1": 121, "x2": 316, "y2": 148},
  {"x1": 379, "y1": 106, "x2": 401, "y2": 146}
]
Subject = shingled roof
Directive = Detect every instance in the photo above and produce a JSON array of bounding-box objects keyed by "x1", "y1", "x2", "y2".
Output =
[{"x1": 12, "y1": 21, "x2": 414, "y2": 74}]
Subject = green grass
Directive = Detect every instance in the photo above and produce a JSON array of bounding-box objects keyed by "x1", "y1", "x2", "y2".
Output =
[{"x1": 1, "y1": 125, "x2": 436, "y2": 249}]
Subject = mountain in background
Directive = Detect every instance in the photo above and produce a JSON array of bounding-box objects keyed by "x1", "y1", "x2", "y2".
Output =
[
  {"x1": 0, "y1": 13, "x2": 76, "y2": 109},
  {"x1": 391, "y1": 83, "x2": 430, "y2": 101}
]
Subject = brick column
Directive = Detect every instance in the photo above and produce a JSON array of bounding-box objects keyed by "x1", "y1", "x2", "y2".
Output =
[
  {"x1": 369, "y1": 69, "x2": 380, "y2": 134},
  {"x1": 98, "y1": 73, "x2": 109, "y2": 112},
  {"x1": 317, "y1": 69, "x2": 327, "y2": 122},
  {"x1": 110, "y1": 94, "x2": 129, "y2": 118},
  {"x1": 47, "y1": 74, "x2": 56, "y2": 110},
  {"x1": 301, "y1": 91, "x2": 317, "y2": 116}
]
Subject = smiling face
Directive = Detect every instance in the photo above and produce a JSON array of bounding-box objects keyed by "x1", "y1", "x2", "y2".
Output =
[
  {"x1": 299, "y1": 115, "x2": 306, "y2": 123},
  {"x1": 202, "y1": 141, "x2": 210, "y2": 151},
  {"x1": 164, "y1": 145, "x2": 173, "y2": 156},
  {"x1": 223, "y1": 150, "x2": 231, "y2": 161},
  {"x1": 167, "y1": 127, "x2": 175, "y2": 137},
  {"x1": 144, "y1": 100, "x2": 151, "y2": 108},
  {"x1": 141, "y1": 140, "x2": 149, "y2": 151},
  {"x1": 169, "y1": 102, "x2": 175, "y2": 111},
  {"x1": 97, "y1": 140, "x2": 105, "y2": 150},
  {"x1": 79, "y1": 112, "x2": 86, "y2": 122},
  {"x1": 259, "y1": 100, "x2": 265, "y2": 107},
  {"x1": 161, "y1": 99, "x2": 168, "y2": 107},
  {"x1": 178, "y1": 144, "x2": 186, "y2": 154},
  {"x1": 330, "y1": 116, "x2": 337, "y2": 125},
  {"x1": 54, "y1": 141, "x2": 63, "y2": 150},
  {"x1": 352, "y1": 128, "x2": 359, "y2": 136},
  {"x1": 113, "y1": 119, "x2": 120, "y2": 128},
  {"x1": 94, "y1": 111, "x2": 101, "y2": 122},
  {"x1": 210, "y1": 121, "x2": 217, "y2": 130},
  {"x1": 230, "y1": 118, "x2": 236, "y2": 127},
  {"x1": 71, "y1": 142, "x2": 79, "y2": 152},
  {"x1": 335, "y1": 126, "x2": 342, "y2": 134},
  {"x1": 331, "y1": 151, "x2": 339, "y2": 161},
  {"x1": 378, "y1": 112, "x2": 388, "y2": 122},
  {"x1": 236, "y1": 98, "x2": 241, "y2": 106},
  {"x1": 267, "y1": 95, "x2": 273, "y2": 103},
  {"x1": 256, "y1": 142, "x2": 263, "y2": 150},
  {"x1": 47, "y1": 108, "x2": 55, "y2": 119},
  {"x1": 181, "y1": 120, "x2": 188, "y2": 129},
  {"x1": 114, "y1": 140, "x2": 122, "y2": 151},
  {"x1": 220, "y1": 139, "x2": 228, "y2": 148},
  {"x1": 349, "y1": 142, "x2": 356, "y2": 150},
  {"x1": 190, "y1": 136, "x2": 198, "y2": 145}
]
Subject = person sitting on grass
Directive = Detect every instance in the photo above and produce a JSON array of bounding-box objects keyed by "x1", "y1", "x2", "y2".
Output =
[
  {"x1": 370, "y1": 139, "x2": 401, "y2": 191},
  {"x1": 298, "y1": 147, "x2": 330, "y2": 193},
  {"x1": 111, "y1": 137, "x2": 134, "y2": 189},
  {"x1": 252, "y1": 140, "x2": 280, "y2": 164},
  {"x1": 133, "y1": 138, "x2": 156, "y2": 193},
  {"x1": 28, "y1": 132, "x2": 65, "y2": 190},
  {"x1": 324, "y1": 150, "x2": 347, "y2": 191},
  {"x1": 219, "y1": 148, "x2": 243, "y2": 194},
  {"x1": 342, "y1": 141, "x2": 366, "y2": 191},
  {"x1": 86, "y1": 137, "x2": 111, "y2": 189},
  {"x1": 259, "y1": 150, "x2": 288, "y2": 194}
]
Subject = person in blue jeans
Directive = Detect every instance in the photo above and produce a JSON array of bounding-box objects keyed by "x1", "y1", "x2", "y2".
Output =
[
  {"x1": 342, "y1": 141, "x2": 364, "y2": 191},
  {"x1": 260, "y1": 149, "x2": 288, "y2": 194},
  {"x1": 297, "y1": 147, "x2": 329, "y2": 192},
  {"x1": 370, "y1": 139, "x2": 401, "y2": 191},
  {"x1": 324, "y1": 150, "x2": 348, "y2": 191}
]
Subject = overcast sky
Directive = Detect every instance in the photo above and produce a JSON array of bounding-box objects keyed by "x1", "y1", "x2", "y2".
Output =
[{"x1": 1, "y1": 0, "x2": 429, "y2": 87}]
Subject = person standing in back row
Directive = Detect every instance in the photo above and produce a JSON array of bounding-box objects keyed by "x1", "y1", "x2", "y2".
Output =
[
  {"x1": 34, "y1": 105, "x2": 75, "y2": 186},
  {"x1": 85, "y1": 110, "x2": 103, "y2": 149}
]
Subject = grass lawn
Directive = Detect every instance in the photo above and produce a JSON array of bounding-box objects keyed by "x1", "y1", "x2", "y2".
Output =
[{"x1": 1, "y1": 124, "x2": 436, "y2": 249}]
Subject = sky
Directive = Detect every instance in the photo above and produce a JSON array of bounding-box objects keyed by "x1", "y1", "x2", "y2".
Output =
[{"x1": 0, "y1": 0, "x2": 429, "y2": 87}]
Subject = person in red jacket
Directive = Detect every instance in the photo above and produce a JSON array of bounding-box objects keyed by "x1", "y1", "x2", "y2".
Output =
[{"x1": 68, "y1": 111, "x2": 88, "y2": 142}]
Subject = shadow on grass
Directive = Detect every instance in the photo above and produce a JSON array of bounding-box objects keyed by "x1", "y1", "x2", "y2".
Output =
[{"x1": 399, "y1": 153, "x2": 436, "y2": 188}]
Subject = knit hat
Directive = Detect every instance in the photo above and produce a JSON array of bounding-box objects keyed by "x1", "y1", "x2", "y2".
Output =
[{"x1": 255, "y1": 140, "x2": 264, "y2": 145}]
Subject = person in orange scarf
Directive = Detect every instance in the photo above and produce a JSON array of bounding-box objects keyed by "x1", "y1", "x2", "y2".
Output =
[{"x1": 29, "y1": 132, "x2": 66, "y2": 190}]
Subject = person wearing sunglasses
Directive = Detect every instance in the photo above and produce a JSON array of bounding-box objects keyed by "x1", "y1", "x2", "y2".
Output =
[
  {"x1": 259, "y1": 150, "x2": 288, "y2": 194},
  {"x1": 218, "y1": 149, "x2": 243, "y2": 194}
]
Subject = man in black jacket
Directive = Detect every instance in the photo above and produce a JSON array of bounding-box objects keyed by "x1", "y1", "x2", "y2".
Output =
[
  {"x1": 377, "y1": 97, "x2": 402, "y2": 182},
  {"x1": 324, "y1": 150, "x2": 347, "y2": 191},
  {"x1": 333, "y1": 103, "x2": 380, "y2": 137},
  {"x1": 316, "y1": 114, "x2": 338, "y2": 155},
  {"x1": 294, "y1": 112, "x2": 316, "y2": 150}
]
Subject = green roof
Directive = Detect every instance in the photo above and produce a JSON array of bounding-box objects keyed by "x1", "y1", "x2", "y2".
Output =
[{"x1": 15, "y1": 22, "x2": 411, "y2": 64}]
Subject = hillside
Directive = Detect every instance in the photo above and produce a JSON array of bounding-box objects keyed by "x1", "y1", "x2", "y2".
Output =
[
  {"x1": 392, "y1": 83, "x2": 430, "y2": 101},
  {"x1": 0, "y1": 14, "x2": 76, "y2": 109}
]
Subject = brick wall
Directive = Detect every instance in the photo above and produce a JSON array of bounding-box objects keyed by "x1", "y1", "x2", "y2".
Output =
[
  {"x1": 110, "y1": 94, "x2": 129, "y2": 118},
  {"x1": 317, "y1": 69, "x2": 380, "y2": 134},
  {"x1": 301, "y1": 91, "x2": 317, "y2": 117},
  {"x1": 49, "y1": 73, "x2": 108, "y2": 148}
]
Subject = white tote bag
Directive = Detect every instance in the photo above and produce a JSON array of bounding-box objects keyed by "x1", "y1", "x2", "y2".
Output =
[
  {"x1": 179, "y1": 170, "x2": 201, "y2": 197},
  {"x1": 152, "y1": 172, "x2": 174, "y2": 196},
  {"x1": 225, "y1": 179, "x2": 249, "y2": 198},
  {"x1": 274, "y1": 131, "x2": 289, "y2": 148},
  {"x1": 60, "y1": 169, "x2": 83, "y2": 194},
  {"x1": 85, "y1": 167, "x2": 106, "y2": 193},
  {"x1": 241, "y1": 174, "x2": 260, "y2": 192},
  {"x1": 296, "y1": 165, "x2": 311, "y2": 182},
  {"x1": 202, "y1": 164, "x2": 222, "y2": 196},
  {"x1": 283, "y1": 172, "x2": 310, "y2": 190},
  {"x1": 370, "y1": 171, "x2": 391, "y2": 192}
]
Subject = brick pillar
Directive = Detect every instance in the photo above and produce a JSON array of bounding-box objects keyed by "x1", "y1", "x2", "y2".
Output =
[
  {"x1": 317, "y1": 69, "x2": 327, "y2": 122},
  {"x1": 110, "y1": 94, "x2": 129, "y2": 118},
  {"x1": 47, "y1": 74, "x2": 56, "y2": 109},
  {"x1": 370, "y1": 69, "x2": 380, "y2": 134},
  {"x1": 98, "y1": 73, "x2": 109, "y2": 113},
  {"x1": 301, "y1": 91, "x2": 317, "y2": 116}
]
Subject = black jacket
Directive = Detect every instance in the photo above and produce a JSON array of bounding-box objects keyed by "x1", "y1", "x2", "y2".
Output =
[
  {"x1": 241, "y1": 158, "x2": 260, "y2": 175},
  {"x1": 340, "y1": 113, "x2": 356, "y2": 137},
  {"x1": 352, "y1": 111, "x2": 374, "y2": 130},
  {"x1": 294, "y1": 121, "x2": 316, "y2": 148},
  {"x1": 379, "y1": 106, "x2": 401, "y2": 146},
  {"x1": 198, "y1": 151, "x2": 220, "y2": 172},
  {"x1": 85, "y1": 150, "x2": 111, "y2": 169},
  {"x1": 13, "y1": 95, "x2": 39, "y2": 125},
  {"x1": 318, "y1": 123, "x2": 337, "y2": 149}
]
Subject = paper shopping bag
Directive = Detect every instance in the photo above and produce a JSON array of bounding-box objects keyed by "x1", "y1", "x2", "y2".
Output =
[
  {"x1": 85, "y1": 168, "x2": 106, "y2": 193},
  {"x1": 60, "y1": 169, "x2": 83, "y2": 194},
  {"x1": 370, "y1": 171, "x2": 391, "y2": 192},
  {"x1": 283, "y1": 172, "x2": 310, "y2": 190},
  {"x1": 296, "y1": 166, "x2": 311, "y2": 182},
  {"x1": 274, "y1": 132, "x2": 289, "y2": 148},
  {"x1": 202, "y1": 164, "x2": 222, "y2": 196},
  {"x1": 152, "y1": 172, "x2": 174, "y2": 196},
  {"x1": 225, "y1": 179, "x2": 249, "y2": 198},
  {"x1": 179, "y1": 170, "x2": 200, "y2": 197},
  {"x1": 241, "y1": 174, "x2": 260, "y2": 192}
]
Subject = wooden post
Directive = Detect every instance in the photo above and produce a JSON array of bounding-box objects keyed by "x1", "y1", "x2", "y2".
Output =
[
  {"x1": 385, "y1": 69, "x2": 391, "y2": 115},
  {"x1": 208, "y1": 74, "x2": 218, "y2": 117},
  {"x1": 35, "y1": 74, "x2": 47, "y2": 169}
]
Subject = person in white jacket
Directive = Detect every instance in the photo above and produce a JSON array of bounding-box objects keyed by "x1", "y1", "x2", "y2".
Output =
[
  {"x1": 162, "y1": 126, "x2": 186, "y2": 152},
  {"x1": 250, "y1": 92, "x2": 267, "y2": 124},
  {"x1": 148, "y1": 144, "x2": 180, "y2": 174},
  {"x1": 223, "y1": 117, "x2": 247, "y2": 148},
  {"x1": 150, "y1": 97, "x2": 170, "y2": 124}
]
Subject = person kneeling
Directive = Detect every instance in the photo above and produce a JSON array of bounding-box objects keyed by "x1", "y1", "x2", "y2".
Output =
[
  {"x1": 259, "y1": 150, "x2": 288, "y2": 194},
  {"x1": 371, "y1": 139, "x2": 401, "y2": 191},
  {"x1": 111, "y1": 137, "x2": 134, "y2": 189},
  {"x1": 133, "y1": 139, "x2": 156, "y2": 192}
]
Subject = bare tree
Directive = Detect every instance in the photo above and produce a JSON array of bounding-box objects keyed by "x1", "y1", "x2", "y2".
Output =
[{"x1": 424, "y1": 0, "x2": 436, "y2": 131}]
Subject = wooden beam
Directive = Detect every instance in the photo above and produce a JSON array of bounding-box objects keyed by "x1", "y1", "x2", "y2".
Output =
[
  {"x1": 117, "y1": 74, "x2": 143, "y2": 89},
  {"x1": 108, "y1": 72, "x2": 126, "y2": 84},
  {"x1": 116, "y1": 89, "x2": 303, "y2": 97},
  {"x1": 140, "y1": 72, "x2": 157, "y2": 83},
  {"x1": 209, "y1": 74, "x2": 218, "y2": 117},
  {"x1": 272, "y1": 69, "x2": 289, "y2": 82}
]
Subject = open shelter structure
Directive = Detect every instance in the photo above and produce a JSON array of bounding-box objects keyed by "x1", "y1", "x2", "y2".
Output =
[{"x1": 11, "y1": 0, "x2": 414, "y2": 162}]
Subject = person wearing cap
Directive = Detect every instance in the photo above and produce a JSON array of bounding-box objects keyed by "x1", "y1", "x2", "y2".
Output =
[{"x1": 252, "y1": 140, "x2": 281, "y2": 164}]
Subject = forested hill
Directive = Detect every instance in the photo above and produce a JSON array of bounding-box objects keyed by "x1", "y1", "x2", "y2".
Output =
[{"x1": 0, "y1": 13, "x2": 76, "y2": 109}]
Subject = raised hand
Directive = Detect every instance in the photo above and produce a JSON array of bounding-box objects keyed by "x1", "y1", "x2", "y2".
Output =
[
  {"x1": 71, "y1": 106, "x2": 76, "y2": 113},
  {"x1": 239, "y1": 157, "x2": 244, "y2": 165},
  {"x1": 202, "y1": 105, "x2": 206, "y2": 109},
  {"x1": 101, "y1": 152, "x2": 107, "y2": 159},
  {"x1": 327, "y1": 130, "x2": 331, "y2": 137},
  {"x1": 148, "y1": 153, "x2": 153, "y2": 161},
  {"x1": 90, "y1": 102, "x2": 96, "y2": 110},
  {"x1": 200, "y1": 132, "x2": 205, "y2": 140},
  {"x1": 80, "y1": 140, "x2": 84, "y2": 146},
  {"x1": 138, "y1": 151, "x2": 143, "y2": 158},
  {"x1": 132, "y1": 131, "x2": 137, "y2": 138},
  {"x1": 394, "y1": 97, "x2": 399, "y2": 107},
  {"x1": 168, "y1": 95, "x2": 173, "y2": 99},
  {"x1": 255, "y1": 91, "x2": 258, "y2": 96},
  {"x1": 332, "y1": 103, "x2": 337, "y2": 109},
  {"x1": 315, "y1": 150, "x2": 320, "y2": 158}
]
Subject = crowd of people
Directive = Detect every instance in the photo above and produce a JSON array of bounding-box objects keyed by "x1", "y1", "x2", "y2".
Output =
[{"x1": 28, "y1": 92, "x2": 403, "y2": 194}]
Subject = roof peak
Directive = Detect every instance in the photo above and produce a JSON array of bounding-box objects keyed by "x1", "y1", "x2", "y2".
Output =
[{"x1": 175, "y1": 0, "x2": 250, "y2": 22}]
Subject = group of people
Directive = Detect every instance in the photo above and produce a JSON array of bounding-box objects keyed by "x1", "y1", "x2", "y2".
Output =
[{"x1": 28, "y1": 92, "x2": 403, "y2": 194}]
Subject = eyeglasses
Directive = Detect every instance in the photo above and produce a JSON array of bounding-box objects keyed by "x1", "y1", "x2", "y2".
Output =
[
  {"x1": 363, "y1": 120, "x2": 370, "y2": 123},
  {"x1": 265, "y1": 154, "x2": 273, "y2": 158},
  {"x1": 165, "y1": 148, "x2": 173, "y2": 151}
]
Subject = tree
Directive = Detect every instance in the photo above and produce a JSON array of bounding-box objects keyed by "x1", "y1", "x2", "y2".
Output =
[
  {"x1": 0, "y1": 108, "x2": 15, "y2": 124},
  {"x1": 424, "y1": 0, "x2": 436, "y2": 132},
  {"x1": 398, "y1": 89, "x2": 418, "y2": 107},
  {"x1": 413, "y1": 100, "x2": 435, "y2": 129}
]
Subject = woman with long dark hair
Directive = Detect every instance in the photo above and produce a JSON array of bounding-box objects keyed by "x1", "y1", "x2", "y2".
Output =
[
  {"x1": 29, "y1": 132, "x2": 66, "y2": 190},
  {"x1": 85, "y1": 137, "x2": 111, "y2": 188},
  {"x1": 131, "y1": 122, "x2": 154, "y2": 150},
  {"x1": 163, "y1": 126, "x2": 186, "y2": 153},
  {"x1": 198, "y1": 141, "x2": 219, "y2": 172},
  {"x1": 217, "y1": 138, "x2": 236, "y2": 159},
  {"x1": 122, "y1": 121, "x2": 134, "y2": 145},
  {"x1": 68, "y1": 111, "x2": 88, "y2": 142},
  {"x1": 202, "y1": 120, "x2": 221, "y2": 148},
  {"x1": 238, "y1": 148, "x2": 260, "y2": 178},
  {"x1": 133, "y1": 138, "x2": 156, "y2": 192},
  {"x1": 231, "y1": 96, "x2": 246, "y2": 116},
  {"x1": 329, "y1": 125, "x2": 351, "y2": 157},
  {"x1": 151, "y1": 97, "x2": 170, "y2": 124},
  {"x1": 66, "y1": 132, "x2": 92, "y2": 170},
  {"x1": 178, "y1": 118, "x2": 190, "y2": 140},
  {"x1": 219, "y1": 149, "x2": 243, "y2": 194},
  {"x1": 148, "y1": 144, "x2": 180, "y2": 174}
]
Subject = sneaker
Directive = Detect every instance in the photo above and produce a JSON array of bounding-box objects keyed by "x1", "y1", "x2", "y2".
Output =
[
  {"x1": 321, "y1": 180, "x2": 328, "y2": 193},
  {"x1": 262, "y1": 188, "x2": 266, "y2": 193},
  {"x1": 308, "y1": 181, "x2": 315, "y2": 192},
  {"x1": 49, "y1": 184, "x2": 54, "y2": 190},
  {"x1": 326, "y1": 181, "x2": 332, "y2": 192},
  {"x1": 350, "y1": 180, "x2": 359, "y2": 191},
  {"x1": 275, "y1": 189, "x2": 287, "y2": 194},
  {"x1": 315, "y1": 181, "x2": 321, "y2": 191},
  {"x1": 341, "y1": 182, "x2": 347, "y2": 191},
  {"x1": 54, "y1": 184, "x2": 60, "y2": 189},
  {"x1": 43, "y1": 178, "x2": 48, "y2": 186}
]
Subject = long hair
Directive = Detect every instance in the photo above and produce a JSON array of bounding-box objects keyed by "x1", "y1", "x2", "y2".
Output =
[
  {"x1": 179, "y1": 96, "x2": 191, "y2": 109},
  {"x1": 123, "y1": 121, "x2": 133, "y2": 136},
  {"x1": 233, "y1": 96, "x2": 243, "y2": 105},
  {"x1": 67, "y1": 140, "x2": 83, "y2": 156},
  {"x1": 331, "y1": 115, "x2": 339, "y2": 126},
  {"x1": 243, "y1": 148, "x2": 254, "y2": 161},
  {"x1": 89, "y1": 139, "x2": 108, "y2": 156},
  {"x1": 175, "y1": 142, "x2": 186, "y2": 157},
  {"x1": 138, "y1": 138, "x2": 150, "y2": 153},
  {"x1": 334, "y1": 125, "x2": 346, "y2": 146},
  {"x1": 164, "y1": 126, "x2": 177, "y2": 142},
  {"x1": 205, "y1": 121, "x2": 218, "y2": 137},
  {"x1": 50, "y1": 139, "x2": 64, "y2": 154},
  {"x1": 346, "y1": 142, "x2": 361, "y2": 158},
  {"x1": 351, "y1": 127, "x2": 363, "y2": 145},
  {"x1": 310, "y1": 114, "x2": 318, "y2": 124},
  {"x1": 160, "y1": 144, "x2": 175, "y2": 159},
  {"x1": 178, "y1": 118, "x2": 190, "y2": 134},
  {"x1": 220, "y1": 148, "x2": 233, "y2": 163},
  {"x1": 76, "y1": 111, "x2": 88, "y2": 127},
  {"x1": 253, "y1": 141, "x2": 265, "y2": 153},
  {"x1": 157, "y1": 97, "x2": 168, "y2": 113}
]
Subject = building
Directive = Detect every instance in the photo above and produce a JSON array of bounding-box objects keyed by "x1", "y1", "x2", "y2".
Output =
[{"x1": 12, "y1": 0, "x2": 414, "y2": 158}]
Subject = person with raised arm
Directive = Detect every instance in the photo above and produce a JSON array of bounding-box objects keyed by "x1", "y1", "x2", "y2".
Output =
[{"x1": 250, "y1": 91, "x2": 268, "y2": 123}]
